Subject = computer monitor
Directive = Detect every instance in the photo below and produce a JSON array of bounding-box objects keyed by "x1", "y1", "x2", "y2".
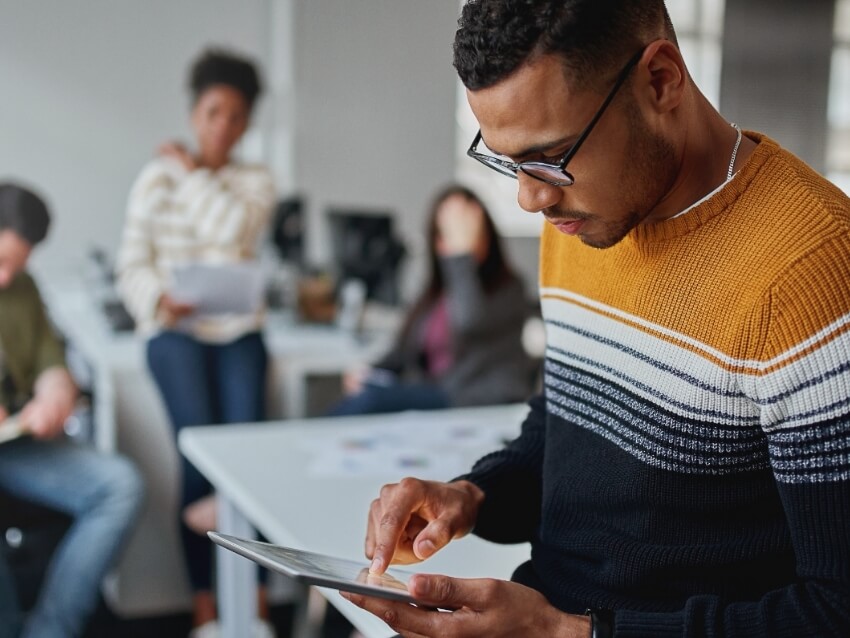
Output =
[
  {"x1": 327, "y1": 209, "x2": 405, "y2": 306},
  {"x1": 271, "y1": 196, "x2": 305, "y2": 266}
]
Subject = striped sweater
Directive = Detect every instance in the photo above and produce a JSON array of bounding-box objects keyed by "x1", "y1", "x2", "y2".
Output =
[
  {"x1": 116, "y1": 157, "x2": 275, "y2": 342},
  {"x1": 463, "y1": 133, "x2": 850, "y2": 637}
]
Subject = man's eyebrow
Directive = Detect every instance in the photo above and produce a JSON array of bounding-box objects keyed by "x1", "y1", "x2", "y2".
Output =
[{"x1": 483, "y1": 134, "x2": 577, "y2": 160}]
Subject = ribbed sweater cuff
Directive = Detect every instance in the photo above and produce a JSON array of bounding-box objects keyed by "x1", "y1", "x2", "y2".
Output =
[
  {"x1": 614, "y1": 609, "x2": 684, "y2": 637},
  {"x1": 452, "y1": 463, "x2": 499, "y2": 495}
]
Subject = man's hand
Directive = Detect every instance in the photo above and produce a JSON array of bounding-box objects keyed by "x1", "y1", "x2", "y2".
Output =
[
  {"x1": 21, "y1": 367, "x2": 77, "y2": 439},
  {"x1": 342, "y1": 575, "x2": 591, "y2": 638},
  {"x1": 157, "y1": 293, "x2": 196, "y2": 327},
  {"x1": 158, "y1": 141, "x2": 198, "y2": 172},
  {"x1": 366, "y1": 478, "x2": 484, "y2": 574}
]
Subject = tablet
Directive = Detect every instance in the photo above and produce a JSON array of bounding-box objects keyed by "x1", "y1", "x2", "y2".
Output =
[{"x1": 208, "y1": 531, "x2": 417, "y2": 604}]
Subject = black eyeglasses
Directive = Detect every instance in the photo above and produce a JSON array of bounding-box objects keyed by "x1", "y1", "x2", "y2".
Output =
[{"x1": 466, "y1": 49, "x2": 644, "y2": 187}]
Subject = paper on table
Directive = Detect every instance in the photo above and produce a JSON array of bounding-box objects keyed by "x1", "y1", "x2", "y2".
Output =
[
  {"x1": 0, "y1": 414, "x2": 25, "y2": 445},
  {"x1": 304, "y1": 417, "x2": 510, "y2": 479},
  {"x1": 308, "y1": 446, "x2": 466, "y2": 480},
  {"x1": 298, "y1": 417, "x2": 511, "y2": 454},
  {"x1": 170, "y1": 262, "x2": 266, "y2": 315}
]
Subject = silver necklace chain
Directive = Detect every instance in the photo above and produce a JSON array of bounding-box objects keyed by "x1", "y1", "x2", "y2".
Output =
[
  {"x1": 727, "y1": 122, "x2": 742, "y2": 181},
  {"x1": 668, "y1": 122, "x2": 743, "y2": 221}
]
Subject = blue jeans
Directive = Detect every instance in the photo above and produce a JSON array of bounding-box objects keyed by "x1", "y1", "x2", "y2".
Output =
[
  {"x1": 328, "y1": 381, "x2": 450, "y2": 416},
  {"x1": 147, "y1": 331, "x2": 267, "y2": 592},
  {"x1": 0, "y1": 437, "x2": 144, "y2": 638}
]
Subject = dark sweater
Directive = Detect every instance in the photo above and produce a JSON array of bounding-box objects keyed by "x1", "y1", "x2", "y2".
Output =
[{"x1": 460, "y1": 135, "x2": 850, "y2": 637}]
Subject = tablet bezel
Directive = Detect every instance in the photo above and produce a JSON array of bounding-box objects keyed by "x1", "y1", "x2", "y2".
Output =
[{"x1": 208, "y1": 531, "x2": 417, "y2": 604}]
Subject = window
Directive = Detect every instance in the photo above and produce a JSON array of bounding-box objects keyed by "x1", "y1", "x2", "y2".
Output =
[
  {"x1": 827, "y1": 0, "x2": 850, "y2": 194},
  {"x1": 454, "y1": 0, "x2": 727, "y2": 236}
]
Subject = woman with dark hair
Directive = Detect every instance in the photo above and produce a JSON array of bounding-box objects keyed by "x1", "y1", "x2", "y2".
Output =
[
  {"x1": 330, "y1": 185, "x2": 535, "y2": 416},
  {"x1": 116, "y1": 48, "x2": 275, "y2": 637}
]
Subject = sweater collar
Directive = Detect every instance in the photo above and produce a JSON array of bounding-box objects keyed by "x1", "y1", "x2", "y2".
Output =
[{"x1": 627, "y1": 131, "x2": 777, "y2": 245}]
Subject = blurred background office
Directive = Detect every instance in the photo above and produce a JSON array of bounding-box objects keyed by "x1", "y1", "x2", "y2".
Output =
[
  {"x1": 3, "y1": 0, "x2": 849, "y2": 295},
  {"x1": 1, "y1": 0, "x2": 849, "y2": 636}
]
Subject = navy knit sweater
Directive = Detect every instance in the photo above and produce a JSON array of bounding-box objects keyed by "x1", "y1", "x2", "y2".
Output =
[{"x1": 461, "y1": 134, "x2": 850, "y2": 637}]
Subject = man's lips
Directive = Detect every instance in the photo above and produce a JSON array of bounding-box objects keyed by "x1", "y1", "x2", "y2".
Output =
[{"x1": 546, "y1": 217, "x2": 587, "y2": 235}]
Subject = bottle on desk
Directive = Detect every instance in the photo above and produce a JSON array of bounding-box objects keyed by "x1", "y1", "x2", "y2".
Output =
[{"x1": 336, "y1": 278, "x2": 367, "y2": 335}]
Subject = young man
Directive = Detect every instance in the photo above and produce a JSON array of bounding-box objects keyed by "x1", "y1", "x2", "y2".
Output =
[
  {"x1": 345, "y1": 2, "x2": 850, "y2": 637},
  {"x1": 0, "y1": 183, "x2": 145, "y2": 638}
]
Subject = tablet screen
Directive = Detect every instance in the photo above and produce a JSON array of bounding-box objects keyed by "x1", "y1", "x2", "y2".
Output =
[{"x1": 209, "y1": 531, "x2": 416, "y2": 603}]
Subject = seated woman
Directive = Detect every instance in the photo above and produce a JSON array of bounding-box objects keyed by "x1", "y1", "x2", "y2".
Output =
[
  {"x1": 115, "y1": 48, "x2": 275, "y2": 636},
  {"x1": 330, "y1": 185, "x2": 535, "y2": 416}
]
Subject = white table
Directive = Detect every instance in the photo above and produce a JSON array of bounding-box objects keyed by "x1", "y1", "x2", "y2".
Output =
[
  {"x1": 40, "y1": 282, "x2": 397, "y2": 616},
  {"x1": 179, "y1": 404, "x2": 532, "y2": 638}
]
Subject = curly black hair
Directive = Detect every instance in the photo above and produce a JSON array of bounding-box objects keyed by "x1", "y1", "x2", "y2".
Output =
[
  {"x1": 0, "y1": 183, "x2": 50, "y2": 246},
  {"x1": 453, "y1": 0, "x2": 676, "y2": 91},
  {"x1": 189, "y1": 48, "x2": 263, "y2": 110}
]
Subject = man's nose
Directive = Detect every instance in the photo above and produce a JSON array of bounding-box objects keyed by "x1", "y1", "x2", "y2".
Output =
[{"x1": 516, "y1": 171, "x2": 563, "y2": 214}]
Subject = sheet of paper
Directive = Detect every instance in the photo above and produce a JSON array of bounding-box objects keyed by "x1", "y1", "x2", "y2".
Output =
[
  {"x1": 298, "y1": 417, "x2": 512, "y2": 454},
  {"x1": 0, "y1": 414, "x2": 25, "y2": 445},
  {"x1": 170, "y1": 262, "x2": 266, "y2": 315},
  {"x1": 308, "y1": 447, "x2": 466, "y2": 480},
  {"x1": 304, "y1": 417, "x2": 512, "y2": 479}
]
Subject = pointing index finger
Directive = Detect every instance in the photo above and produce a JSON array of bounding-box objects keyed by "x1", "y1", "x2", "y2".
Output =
[{"x1": 369, "y1": 479, "x2": 426, "y2": 574}]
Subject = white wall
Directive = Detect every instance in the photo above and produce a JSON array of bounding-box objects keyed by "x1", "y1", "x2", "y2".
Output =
[
  {"x1": 0, "y1": 0, "x2": 272, "y2": 279},
  {"x1": 292, "y1": 0, "x2": 461, "y2": 296},
  {"x1": 2, "y1": 0, "x2": 463, "y2": 302},
  {"x1": 720, "y1": 0, "x2": 835, "y2": 172}
]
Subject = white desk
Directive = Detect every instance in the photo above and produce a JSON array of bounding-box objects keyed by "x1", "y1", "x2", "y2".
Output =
[
  {"x1": 179, "y1": 404, "x2": 532, "y2": 638},
  {"x1": 41, "y1": 282, "x2": 396, "y2": 616}
]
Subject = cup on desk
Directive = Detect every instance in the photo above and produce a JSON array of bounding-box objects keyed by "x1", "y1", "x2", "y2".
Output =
[{"x1": 297, "y1": 274, "x2": 337, "y2": 323}]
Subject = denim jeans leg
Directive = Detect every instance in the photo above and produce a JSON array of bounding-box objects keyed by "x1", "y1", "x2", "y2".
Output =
[
  {"x1": 147, "y1": 331, "x2": 218, "y2": 429},
  {"x1": 328, "y1": 381, "x2": 450, "y2": 416},
  {"x1": 211, "y1": 332, "x2": 271, "y2": 582},
  {"x1": 213, "y1": 332, "x2": 268, "y2": 424},
  {"x1": 147, "y1": 331, "x2": 219, "y2": 592},
  {"x1": 0, "y1": 438, "x2": 144, "y2": 638}
]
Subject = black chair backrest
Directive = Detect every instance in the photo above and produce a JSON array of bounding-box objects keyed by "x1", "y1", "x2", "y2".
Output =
[{"x1": 0, "y1": 489, "x2": 71, "y2": 611}]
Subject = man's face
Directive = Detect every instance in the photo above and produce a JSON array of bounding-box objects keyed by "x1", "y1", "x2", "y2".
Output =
[
  {"x1": 0, "y1": 230, "x2": 32, "y2": 289},
  {"x1": 467, "y1": 54, "x2": 678, "y2": 249}
]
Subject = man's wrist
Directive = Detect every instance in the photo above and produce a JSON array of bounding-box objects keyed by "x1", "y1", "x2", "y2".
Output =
[
  {"x1": 453, "y1": 479, "x2": 485, "y2": 510},
  {"x1": 450, "y1": 479, "x2": 486, "y2": 534},
  {"x1": 585, "y1": 608, "x2": 614, "y2": 638},
  {"x1": 545, "y1": 610, "x2": 591, "y2": 638}
]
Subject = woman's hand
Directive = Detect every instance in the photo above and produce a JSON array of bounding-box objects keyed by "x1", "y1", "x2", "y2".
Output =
[
  {"x1": 157, "y1": 293, "x2": 196, "y2": 327},
  {"x1": 343, "y1": 366, "x2": 371, "y2": 395},
  {"x1": 158, "y1": 141, "x2": 198, "y2": 172},
  {"x1": 342, "y1": 575, "x2": 591, "y2": 638}
]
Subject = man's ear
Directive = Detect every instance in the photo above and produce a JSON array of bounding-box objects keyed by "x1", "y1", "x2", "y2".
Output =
[{"x1": 637, "y1": 40, "x2": 687, "y2": 114}]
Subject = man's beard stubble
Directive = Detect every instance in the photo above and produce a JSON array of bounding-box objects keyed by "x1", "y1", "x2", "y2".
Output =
[{"x1": 553, "y1": 106, "x2": 678, "y2": 250}]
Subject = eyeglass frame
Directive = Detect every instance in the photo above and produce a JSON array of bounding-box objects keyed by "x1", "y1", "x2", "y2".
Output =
[{"x1": 466, "y1": 48, "x2": 645, "y2": 187}]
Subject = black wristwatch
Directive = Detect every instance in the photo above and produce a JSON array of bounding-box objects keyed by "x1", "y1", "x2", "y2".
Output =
[{"x1": 585, "y1": 608, "x2": 615, "y2": 638}]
